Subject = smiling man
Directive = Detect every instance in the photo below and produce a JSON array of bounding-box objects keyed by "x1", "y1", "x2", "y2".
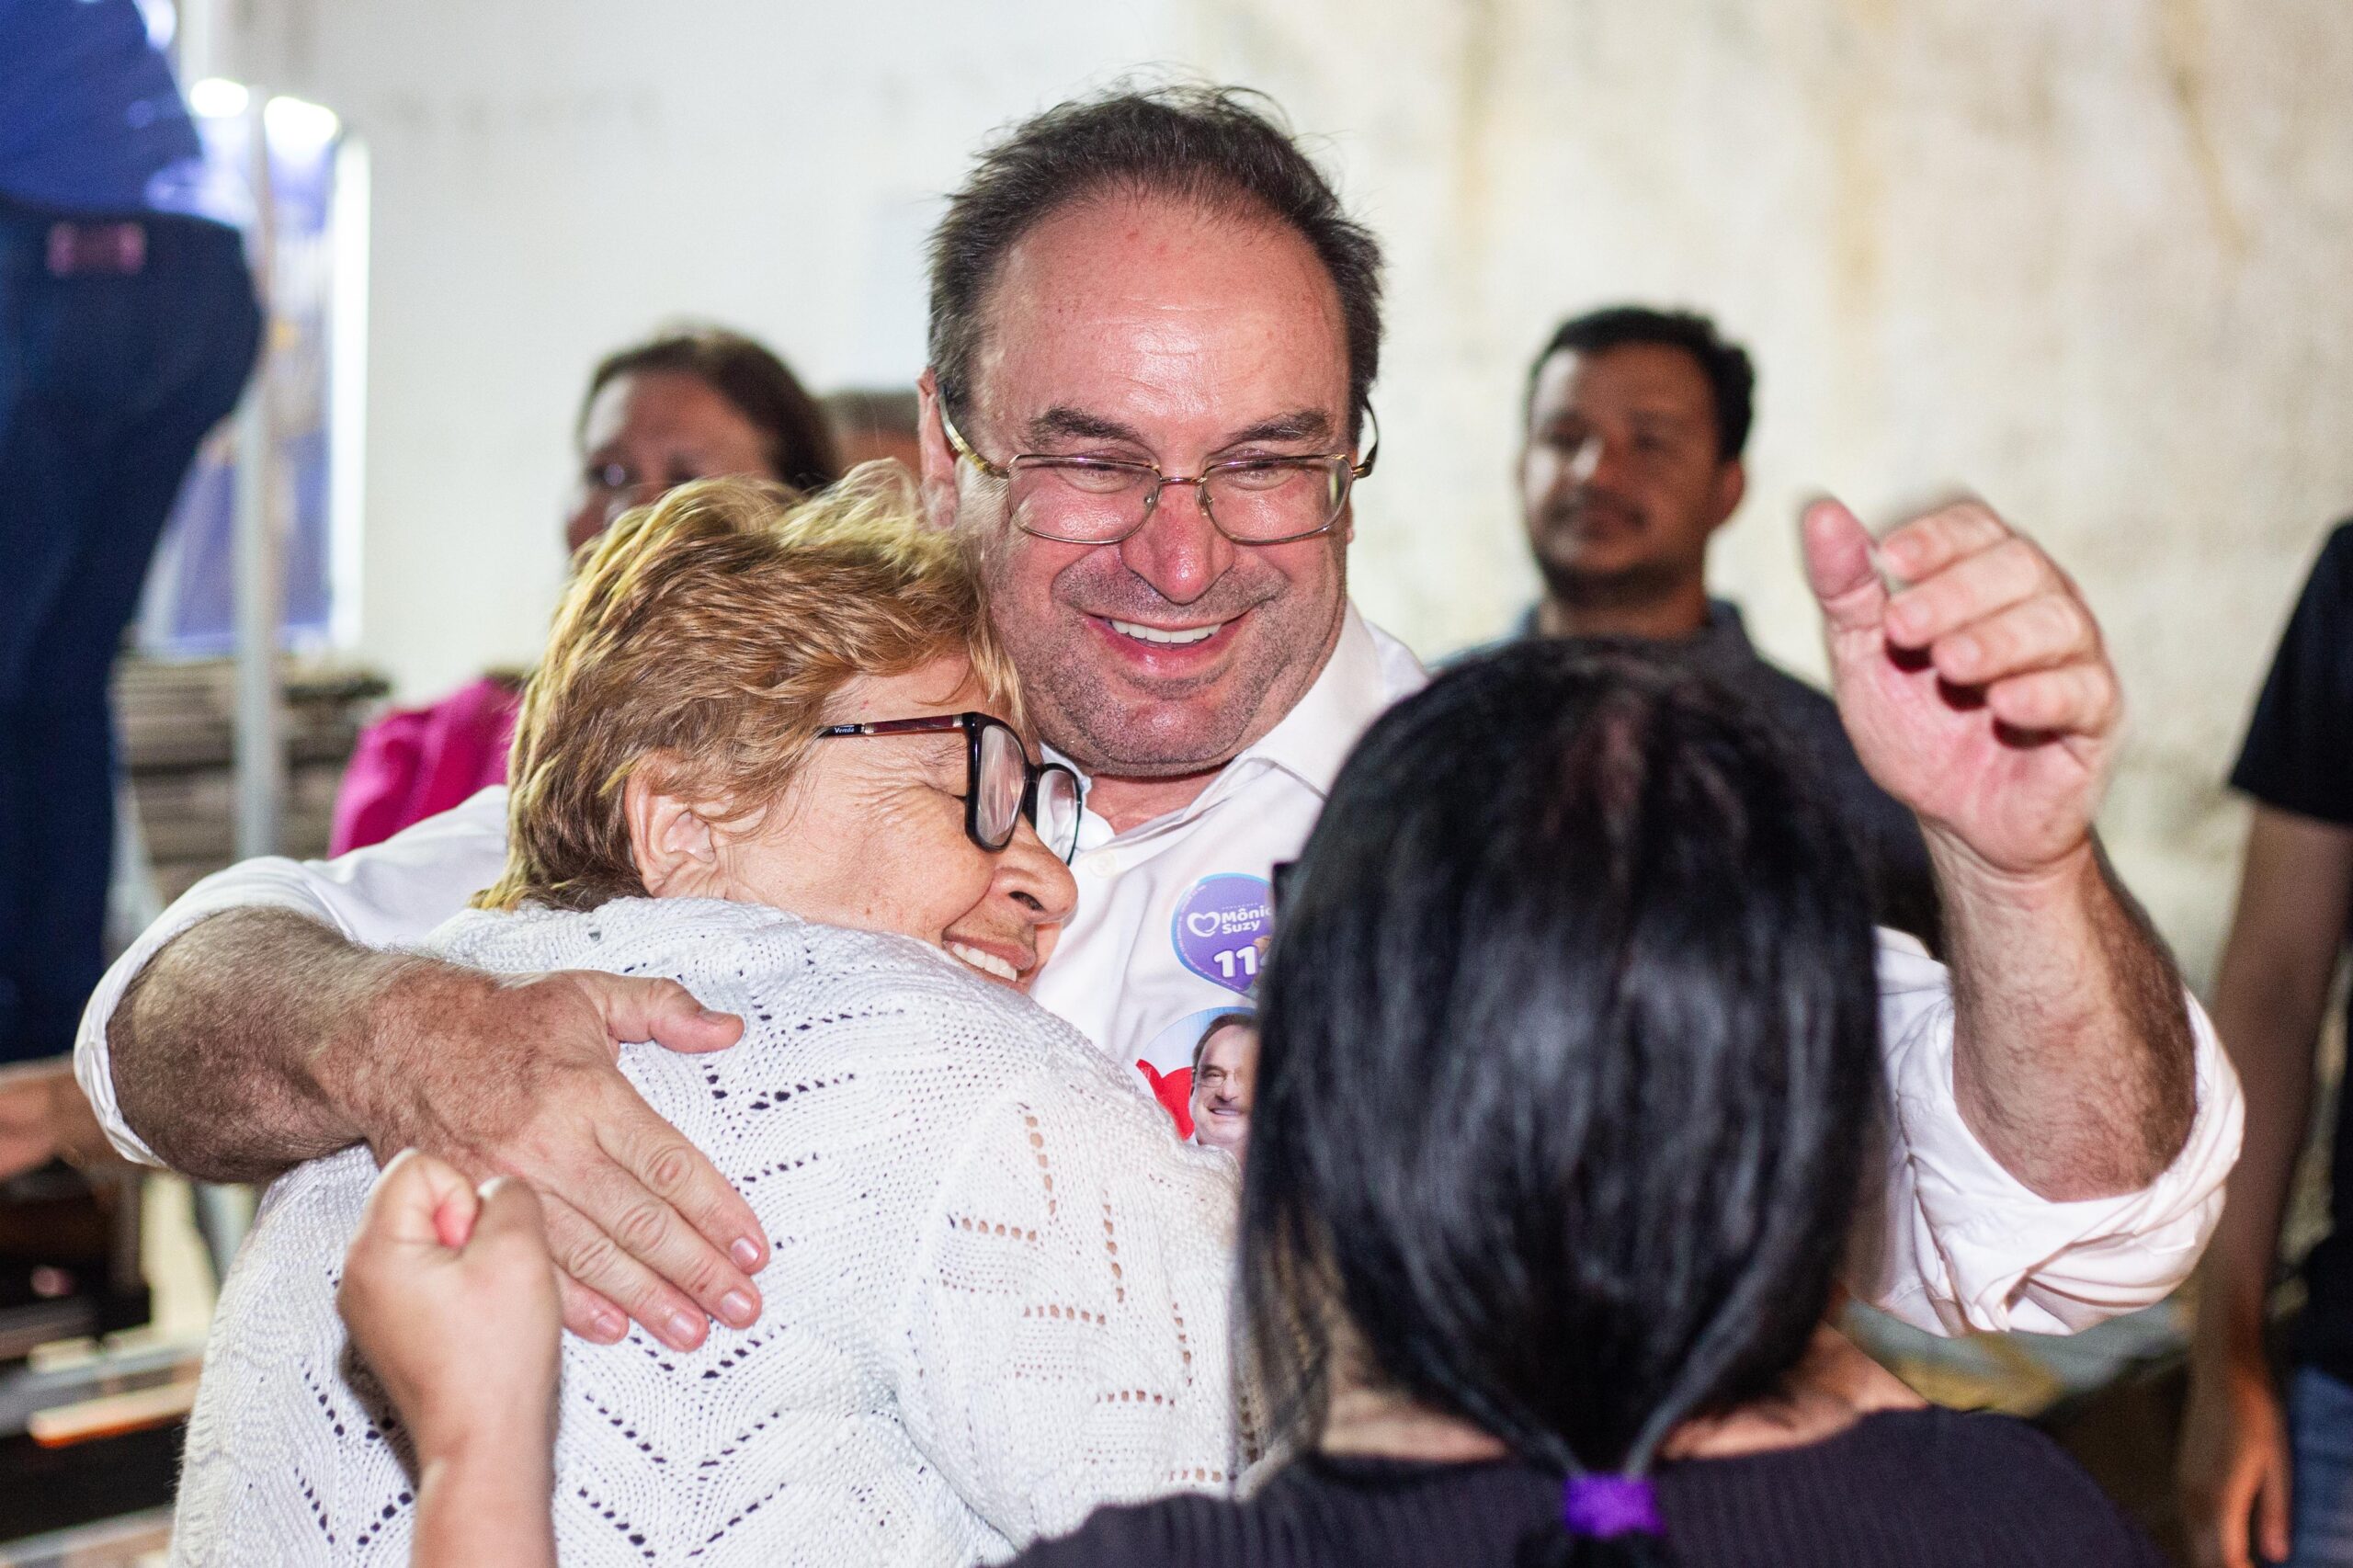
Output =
[
  {"x1": 1186, "y1": 1012, "x2": 1256, "y2": 1157},
  {"x1": 79, "y1": 87, "x2": 2234, "y2": 1361}
]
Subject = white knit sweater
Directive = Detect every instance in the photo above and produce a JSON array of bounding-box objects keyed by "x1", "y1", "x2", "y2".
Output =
[{"x1": 169, "y1": 898, "x2": 1245, "y2": 1567}]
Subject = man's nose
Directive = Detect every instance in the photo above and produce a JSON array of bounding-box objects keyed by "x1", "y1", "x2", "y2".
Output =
[
  {"x1": 1114, "y1": 482, "x2": 1236, "y2": 607},
  {"x1": 996, "y1": 818, "x2": 1079, "y2": 928},
  {"x1": 1571, "y1": 433, "x2": 1637, "y2": 494}
]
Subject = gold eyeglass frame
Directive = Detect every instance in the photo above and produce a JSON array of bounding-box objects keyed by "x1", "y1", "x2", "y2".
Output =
[{"x1": 937, "y1": 399, "x2": 1379, "y2": 547}]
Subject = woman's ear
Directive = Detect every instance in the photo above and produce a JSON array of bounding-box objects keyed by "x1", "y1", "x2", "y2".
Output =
[{"x1": 623, "y1": 767, "x2": 723, "y2": 897}]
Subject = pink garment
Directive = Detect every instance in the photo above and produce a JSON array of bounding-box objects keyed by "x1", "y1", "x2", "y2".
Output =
[{"x1": 328, "y1": 675, "x2": 521, "y2": 856}]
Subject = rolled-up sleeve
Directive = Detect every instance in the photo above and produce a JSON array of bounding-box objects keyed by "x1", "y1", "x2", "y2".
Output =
[
  {"x1": 1850, "y1": 929, "x2": 2244, "y2": 1335},
  {"x1": 73, "y1": 788, "x2": 512, "y2": 1165}
]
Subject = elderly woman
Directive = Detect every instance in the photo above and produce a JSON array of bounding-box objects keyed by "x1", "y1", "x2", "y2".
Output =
[{"x1": 171, "y1": 473, "x2": 1244, "y2": 1567}]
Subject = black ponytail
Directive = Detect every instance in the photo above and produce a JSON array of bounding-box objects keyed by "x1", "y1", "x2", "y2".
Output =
[{"x1": 1240, "y1": 642, "x2": 1884, "y2": 1552}]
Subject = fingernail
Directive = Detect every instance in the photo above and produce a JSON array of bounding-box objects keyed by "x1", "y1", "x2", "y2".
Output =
[
  {"x1": 1945, "y1": 633, "x2": 1979, "y2": 672},
  {"x1": 731, "y1": 1236, "x2": 764, "y2": 1270},
  {"x1": 719, "y1": 1290, "x2": 758, "y2": 1327},
  {"x1": 593, "y1": 1306, "x2": 628, "y2": 1341},
  {"x1": 666, "y1": 1310, "x2": 706, "y2": 1347}
]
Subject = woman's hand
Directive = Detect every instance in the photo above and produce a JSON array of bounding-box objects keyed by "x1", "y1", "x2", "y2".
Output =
[{"x1": 337, "y1": 1148, "x2": 563, "y2": 1568}]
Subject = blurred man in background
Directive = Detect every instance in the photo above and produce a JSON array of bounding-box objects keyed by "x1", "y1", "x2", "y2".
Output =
[
  {"x1": 1513, "y1": 306, "x2": 1938, "y2": 947},
  {"x1": 2180, "y1": 518, "x2": 2353, "y2": 1568},
  {"x1": 0, "y1": 0, "x2": 260, "y2": 1067}
]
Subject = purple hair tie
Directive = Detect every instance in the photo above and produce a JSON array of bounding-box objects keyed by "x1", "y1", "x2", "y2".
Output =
[{"x1": 1561, "y1": 1473, "x2": 1664, "y2": 1540}]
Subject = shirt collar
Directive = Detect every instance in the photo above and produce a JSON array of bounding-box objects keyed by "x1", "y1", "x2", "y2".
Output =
[{"x1": 1232, "y1": 601, "x2": 1392, "y2": 798}]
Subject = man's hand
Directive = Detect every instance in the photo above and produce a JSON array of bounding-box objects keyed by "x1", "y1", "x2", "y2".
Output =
[
  {"x1": 333, "y1": 962, "x2": 763, "y2": 1350},
  {"x1": 338, "y1": 1150, "x2": 561, "y2": 1568},
  {"x1": 1802, "y1": 496, "x2": 2118, "y2": 876},
  {"x1": 1802, "y1": 496, "x2": 2198, "y2": 1200},
  {"x1": 2180, "y1": 1351, "x2": 2292, "y2": 1568},
  {"x1": 114, "y1": 909, "x2": 766, "y2": 1351}
]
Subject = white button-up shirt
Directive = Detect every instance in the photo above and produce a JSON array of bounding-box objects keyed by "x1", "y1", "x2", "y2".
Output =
[{"x1": 75, "y1": 601, "x2": 2241, "y2": 1337}]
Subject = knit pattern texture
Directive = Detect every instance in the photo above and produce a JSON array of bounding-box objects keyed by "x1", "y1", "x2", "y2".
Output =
[{"x1": 169, "y1": 898, "x2": 1244, "y2": 1567}]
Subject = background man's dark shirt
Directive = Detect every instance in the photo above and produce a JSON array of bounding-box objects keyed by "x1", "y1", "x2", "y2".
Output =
[
  {"x1": 1506, "y1": 599, "x2": 1941, "y2": 949},
  {"x1": 2231, "y1": 519, "x2": 2353, "y2": 1386}
]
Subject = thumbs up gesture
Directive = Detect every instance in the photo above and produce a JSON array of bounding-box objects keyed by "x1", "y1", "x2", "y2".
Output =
[{"x1": 1802, "y1": 497, "x2": 2120, "y2": 879}]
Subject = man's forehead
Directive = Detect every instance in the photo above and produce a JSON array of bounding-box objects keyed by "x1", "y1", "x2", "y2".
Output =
[
  {"x1": 1535, "y1": 342, "x2": 1714, "y2": 419},
  {"x1": 968, "y1": 193, "x2": 1351, "y2": 439}
]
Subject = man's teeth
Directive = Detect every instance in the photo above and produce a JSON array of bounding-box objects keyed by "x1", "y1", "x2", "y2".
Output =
[
  {"x1": 948, "y1": 942, "x2": 1020, "y2": 982},
  {"x1": 1109, "y1": 619, "x2": 1218, "y2": 646}
]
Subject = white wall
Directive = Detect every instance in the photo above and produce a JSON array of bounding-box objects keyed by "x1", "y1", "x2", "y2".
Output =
[
  {"x1": 219, "y1": 0, "x2": 2353, "y2": 982},
  {"x1": 216, "y1": 0, "x2": 1183, "y2": 687}
]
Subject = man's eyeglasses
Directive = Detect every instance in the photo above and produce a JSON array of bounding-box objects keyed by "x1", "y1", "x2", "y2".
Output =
[
  {"x1": 938, "y1": 403, "x2": 1378, "y2": 547},
  {"x1": 812, "y1": 711, "x2": 1084, "y2": 862}
]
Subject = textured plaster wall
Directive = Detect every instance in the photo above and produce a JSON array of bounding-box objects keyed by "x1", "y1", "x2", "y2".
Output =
[
  {"x1": 216, "y1": 0, "x2": 2353, "y2": 980},
  {"x1": 1171, "y1": 0, "x2": 2353, "y2": 982}
]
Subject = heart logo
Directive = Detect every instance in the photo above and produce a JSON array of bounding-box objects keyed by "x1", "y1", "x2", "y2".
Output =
[{"x1": 1171, "y1": 873, "x2": 1275, "y2": 995}]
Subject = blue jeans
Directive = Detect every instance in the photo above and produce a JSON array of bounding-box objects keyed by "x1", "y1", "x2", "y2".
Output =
[
  {"x1": 0, "y1": 199, "x2": 259, "y2": 1062},
  {"x1": 2290, "y1": 1365, "x2": 2353, "y2": 1565}
]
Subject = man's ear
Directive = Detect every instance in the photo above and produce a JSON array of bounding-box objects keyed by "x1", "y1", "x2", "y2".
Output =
[
  {"x1": 1705, "y1": 459, "x2": 1748, "y2": 537},
  {"x1": 622, "y1": 766, "x2": 722, "y2": 897},
  {"x1": 915, "y1": 369, "x2": 961, "y2": 533}
]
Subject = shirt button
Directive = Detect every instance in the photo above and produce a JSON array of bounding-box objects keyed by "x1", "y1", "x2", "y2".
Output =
[{"x1": 1085, "y1": 852, "x2": 1122, "y2": 879}]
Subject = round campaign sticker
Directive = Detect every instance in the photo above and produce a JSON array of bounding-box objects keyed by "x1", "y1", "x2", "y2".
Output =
[{"x1": 1171, "y1": 873, "x2": 1273, "y2": 996}]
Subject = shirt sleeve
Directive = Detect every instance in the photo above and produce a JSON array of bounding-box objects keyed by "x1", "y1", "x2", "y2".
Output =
[
  {"x1": 73, "y1": 787, "x2": 512, "y2": 1165},
  {"x1": 890, "y1": 1057, "x2": 1245, "y2": 1551},
  {"x1": 2232, "y1": 521, "x2": 2353, "y2": 825},
  {"x1": 1848, "y1": 930, "x2": 2244, "y2": 1335}
]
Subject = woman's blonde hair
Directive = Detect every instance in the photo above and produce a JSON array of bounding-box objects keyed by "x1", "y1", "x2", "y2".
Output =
[{"x1": 476, "y1": 465, "x2": 1018, "y2": 912}]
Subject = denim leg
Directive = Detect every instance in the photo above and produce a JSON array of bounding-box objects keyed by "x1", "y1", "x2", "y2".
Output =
[
  {"x1": 2289, "y1": 1366, "x2": 2353, "y2": 1565},
  {"x1": 0, "y1": 215, "x2": 258, "y2": 1062}
]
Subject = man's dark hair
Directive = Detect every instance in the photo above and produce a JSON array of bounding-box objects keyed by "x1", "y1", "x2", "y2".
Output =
[
  {"x1": 1190, "y1": 1010, "x2": 1256, "y2": 1076},
  {"x1": 928, "y1": 85, "x2": 1384, "y2": 439},
  {"x1": 1243, "y1": 642, "x2": 1881, "y2": 1565},
  {"x1": 582, "y1": 326, "x2": 842, "y2": 494},
  {"x1": 1528, "y1": 305, "x2": 1756, "y2": 461}
]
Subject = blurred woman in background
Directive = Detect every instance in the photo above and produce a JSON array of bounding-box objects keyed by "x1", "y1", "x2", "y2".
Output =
[{"x1": 328, "y1": 326, "x2": 839, "y2": 854}]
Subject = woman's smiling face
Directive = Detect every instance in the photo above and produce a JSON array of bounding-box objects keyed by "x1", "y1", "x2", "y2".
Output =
[{"x1": 627, "y1": 654, "x2": 1078, "y2": 992}]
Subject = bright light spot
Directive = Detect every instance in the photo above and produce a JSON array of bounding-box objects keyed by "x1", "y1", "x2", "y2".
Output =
[
  {"x1": 135, "y1": 0, "x2": 176, "y2": 49},
  {"x1": 264, "y1": 95, "x2": 342, "y2": 146},
  {"x1": 188, "y1": 77, "x2": 249, "y2": 119}
]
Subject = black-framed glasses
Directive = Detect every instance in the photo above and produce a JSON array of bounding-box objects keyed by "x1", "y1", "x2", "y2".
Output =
[
  {"x1": 938, "y1": 402, "x2": 1378, "y2": 547},
  {"x1": 812, "y1": 710, "x2": 1084, "y2": 862}
]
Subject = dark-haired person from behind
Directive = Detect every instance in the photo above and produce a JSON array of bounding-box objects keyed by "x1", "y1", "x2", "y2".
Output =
[
  {"x1": 1017, "y1": 642, "x2": 2158, "y2": 1567},
  {"x1": 1513, "y1": 306, "x2": 1938, "y2": 949},
  {"x1": 332, "y1": 642, "x2": 2162, "y2": 1567}
]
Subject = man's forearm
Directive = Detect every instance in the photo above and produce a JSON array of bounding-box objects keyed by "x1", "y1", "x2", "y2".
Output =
[
  {"x1": 1936, "y1": 834, "x2": 2198, "y2": 1202},
  {"x1": 111, "y1": 909, "x2": 432, "y2": 1181}
]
